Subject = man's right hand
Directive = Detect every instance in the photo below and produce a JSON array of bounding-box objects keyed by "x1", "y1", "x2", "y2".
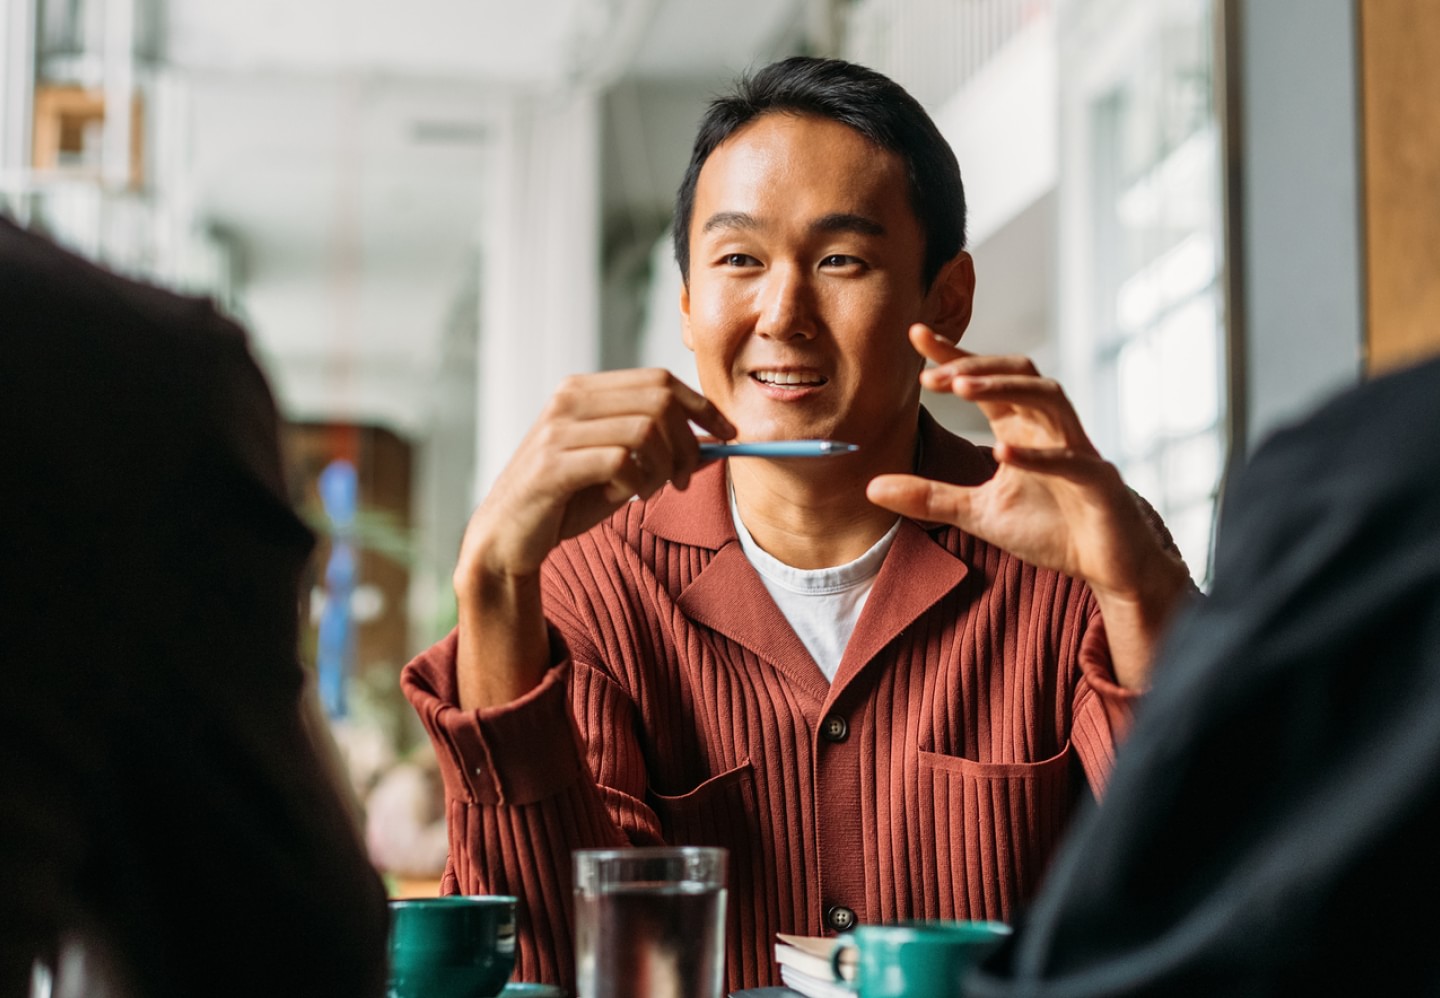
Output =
[{"x1": 452, "y1": 368, "x2": 734, "y2": 710}]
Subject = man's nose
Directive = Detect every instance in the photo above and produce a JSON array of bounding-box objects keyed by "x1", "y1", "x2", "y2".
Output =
[{"x1": 754, "y1": 266, "x2": 815, "y2": 341}]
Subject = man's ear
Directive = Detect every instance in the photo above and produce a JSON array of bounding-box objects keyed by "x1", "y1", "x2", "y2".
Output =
[
  {"x1": 925, "y1": 251, "x2": 976, "y2": 344},
  {"x1": 679, "y1": 280, "x2": 695, "y2": 352}
]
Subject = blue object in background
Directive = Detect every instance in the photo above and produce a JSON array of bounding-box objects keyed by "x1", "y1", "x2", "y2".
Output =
[{"x1": 317, "y1": 458, "x2": 358, "y2": 719}]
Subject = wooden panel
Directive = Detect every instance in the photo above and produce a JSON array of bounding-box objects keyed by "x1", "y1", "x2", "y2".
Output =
[
  {"x1": 1360, "y1": 0, "x2": 1440, "y2": 374},
  {"x1": 32, "y1": 84, "x2": 145, "y2": 187},
  {"x1": 282, "y1": 422, "x2": 415, "y2": 733},
  {"x1": 389, "y1": 877, "x2": 444, "y2": 899}
]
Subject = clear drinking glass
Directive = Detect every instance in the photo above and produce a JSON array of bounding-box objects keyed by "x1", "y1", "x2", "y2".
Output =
[{"x1": 573, "y1": 846, "x2": 728, "y2": 998}]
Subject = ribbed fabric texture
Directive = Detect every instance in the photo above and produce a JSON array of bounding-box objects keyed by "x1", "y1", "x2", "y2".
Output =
[{"x1": 402, "y1": 415, "x2": 1140, "y2": 993}]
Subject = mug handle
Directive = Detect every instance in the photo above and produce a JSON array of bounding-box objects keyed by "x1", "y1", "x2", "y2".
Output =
[{"x1": 829, "y1": 933, "x2": 860, "y2": 991}]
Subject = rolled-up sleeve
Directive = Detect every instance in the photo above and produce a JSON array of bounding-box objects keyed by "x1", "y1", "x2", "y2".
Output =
[
  {"x1": 399, "y1": 620, "x2": 655, "y2": 988},
  {"x1": 1070, "y1": 611, "x2": 1145, "y2": 797},
  {"x1": 401, "y1": 628, "x2": 587, "y2": 806}
]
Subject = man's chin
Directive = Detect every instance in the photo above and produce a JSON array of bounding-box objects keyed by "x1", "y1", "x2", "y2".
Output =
[
  {"x1": 728, "y1": 404, "x2": 844, "y2": 442},
  {"x1": 732, "y1": 422, "x2": 837, "y2": 444}
]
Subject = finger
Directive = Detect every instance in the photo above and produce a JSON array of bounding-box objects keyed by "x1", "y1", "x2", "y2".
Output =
[
  {"x1": 908, "y1": 324, "x2": 1046, "y2": 379},
  {"x1": 603, "y1": 433, "x2": 674, "y2": 500},
  {"x1": 661, "y1": 407, "x2": 703, "y2": 490},
  {"x1": 545, "y1": 414, "x2": 653, "y2": 450},
  {"x1": 549, "y1": 370, "x2": 735, "y2": 439},
  {"x1": 511, "y1": 444, "x2": 650, "y2": 512},
  {"x1": 920, "y1": 357, "x2": 1044, "y2": 392},
  {"x1": 523, "y1": 368, "x2": 736, "y2": 506},
  {"x1": 527, "y1": 395, "x2": 698, "y2": 500},
  {"x1": 667, "y1": 377, "x2": 736, "y2": 440},
  {"x1": 631, "y1": 405, "x2": 700, "y2": 492},
  {"x1": 552, "y1": 366, "x2": 701, "y2": 395},
  {"x1": 993, "y1": 442, "x2": 1109, "y2": 482},
  {"x1": 597, "y1": 444, "x2": 654, "y2": 503},
  {"x1": 940, "y1": 376, "x2": 1092, "y2": 444},
  {"x1": 866, "y1": 473, "x2": 976, "y2": 527},
  {"x1": 636, "y1": 379, "x2": 734, "y2": 489},
  {"x1": 946, "y1": 374, "x2": 1066, "y2": 404},
  {"x1": 596, "y1": 382, "x2": 736, "y2": 452},
  {"x1": 545, "y1": 369, "x2": 676, "y2": 423},
  {"x1": 909, "y1": 323, "x2": 969, "y2": 365},
  {"x1": 547, "y1": 409, "x2": 703, "y2": 492},
  {"x1": 540, "y1": 386, "x2": 717, "y2": 491},
  {"x1": 548, "y1": 382, "x2": 680, "y2": 422},
  {"x1": 525, "y1": 443, "x2": 626, "y2": 495}
]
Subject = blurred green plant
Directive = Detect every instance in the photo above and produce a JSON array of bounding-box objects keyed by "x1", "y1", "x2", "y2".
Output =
[
  {"x1": 296, "y1": 501, "x2": 457, "y2": 754},
  {"x1": 299, "y1": 503, "x2": 416, "y2": 567}
]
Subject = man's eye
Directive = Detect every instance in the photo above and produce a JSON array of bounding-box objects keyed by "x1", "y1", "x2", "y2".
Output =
[
  {"x1": 723, "y1": 253, "x2": 757, "y2": 267},
  {"x1": 821, "y1": 255, "x2": 861, "y2": 268}
]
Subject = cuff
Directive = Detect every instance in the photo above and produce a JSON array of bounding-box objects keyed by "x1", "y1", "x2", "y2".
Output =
[
  {"x1": 1078, "y1": 614, "x2": 1144, "y2": 734},
  {"x1": 400, "y1": 628, "x2": 587, "y2": 806}
]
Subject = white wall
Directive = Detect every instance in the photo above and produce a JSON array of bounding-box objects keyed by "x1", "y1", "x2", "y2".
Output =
[
  {"x1": 475, "y1": 89, "x2": 603, "y2": 499},
  {"x1": 933, "y1": 14, "x2": 1057, "y2": 250},
  {"x1": 637, "y1": 229, "x2": 699, "y2": 386},
  {"x1": 0, "y1": 0, "x2": 35, "y2": 180}
]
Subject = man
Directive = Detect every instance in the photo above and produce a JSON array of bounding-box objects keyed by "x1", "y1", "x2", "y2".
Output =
[
  {"x1": 0, "y1": 217, "x2": 388, "y2": 996},
  {"x1": 966, "y1": 354, "x2": 1440, "y2": 996},
  {"x1": 403, "y1": 57, "x2": 1191, "y2": 991}
]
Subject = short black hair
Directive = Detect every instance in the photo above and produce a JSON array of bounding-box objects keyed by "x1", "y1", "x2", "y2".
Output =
[{"x1": 672, "y1": 56, "x2": 967, "y2": 289}]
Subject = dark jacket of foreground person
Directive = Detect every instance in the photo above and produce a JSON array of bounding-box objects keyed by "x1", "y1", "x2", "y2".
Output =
[
  {"x1": 968, "y1": 354, "x2": 1440, "y2": 996},
  {"x1": 0, "y1": 217, "x2": 388, "y2": 997}
]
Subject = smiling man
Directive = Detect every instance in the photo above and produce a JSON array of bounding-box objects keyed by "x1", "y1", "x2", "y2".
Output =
[{"x1": 403, "y1": 57, "x2": 1192, "y2": 992}]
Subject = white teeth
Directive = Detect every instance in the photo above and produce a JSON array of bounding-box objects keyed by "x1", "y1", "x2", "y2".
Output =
[{"x1": 753, "y1": 370, "x2": 824, "y2": 386}]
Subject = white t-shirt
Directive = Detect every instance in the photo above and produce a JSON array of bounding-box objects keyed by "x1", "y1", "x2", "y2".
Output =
[{"x1": 730, "y1": 486, "x2": 901, "y2": 682}]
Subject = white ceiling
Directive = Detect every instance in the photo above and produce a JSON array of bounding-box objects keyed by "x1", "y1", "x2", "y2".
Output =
[
  {"x1": 167, "y1": 0, "x2": 803, "y2": 83},
  {"x1": 166, "y1": 0, "x2": 805, "y2": 434},
  {"x1": 182, "y1": 71, "x2": 495, "y2": 433},
  {"x1": 168, "y1": 0, "x2": 604, "y2": 85}
]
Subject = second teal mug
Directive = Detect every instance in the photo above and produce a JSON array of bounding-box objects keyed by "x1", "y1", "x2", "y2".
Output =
[
  {"x1": 829, "y1": 920, "x2": 1012, "y2": 997},
  {"x1": 387, "y1": 895, "x2": 518, "y2": 998}
]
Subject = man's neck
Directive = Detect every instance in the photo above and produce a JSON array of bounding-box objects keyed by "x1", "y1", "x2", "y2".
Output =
[{"x1": 729, "y1": 422, "x2": 919, "y2": 569}]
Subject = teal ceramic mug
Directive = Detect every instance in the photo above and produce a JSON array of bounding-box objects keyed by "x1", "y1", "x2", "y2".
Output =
[
  {"x1": 387, "y1": 895, "x2": 518, "y2": 998},
  {"x1": 828, "y1": 920, "x2": 1012, "y2": 998}
]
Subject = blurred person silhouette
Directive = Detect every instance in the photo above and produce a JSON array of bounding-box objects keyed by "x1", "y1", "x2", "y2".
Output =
[
  {"x1": 0, "y1": 216, "x2": 388, "y2": 997},
  {"x1": 403, "y1": 56, "x2": 1195, "y2": 992},
  {"x1": 965, "y1": 354, "x2": 1440, "y2": 995}
]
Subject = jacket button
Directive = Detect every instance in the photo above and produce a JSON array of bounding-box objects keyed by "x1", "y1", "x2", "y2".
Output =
[
  {"x1": 826, "y1": 905, "x2": 856, "y2": 931},
  {"x1": 821, "y1": 715, "x2": 849, "y2": 743}
]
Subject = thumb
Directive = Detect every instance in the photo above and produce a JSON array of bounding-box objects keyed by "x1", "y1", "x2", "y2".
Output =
[{"x1": 867, "y1": 474, "x2": 973, "y2": 525}]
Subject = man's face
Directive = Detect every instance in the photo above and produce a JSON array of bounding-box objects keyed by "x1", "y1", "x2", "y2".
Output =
[{"x1": 681, "y1": 112, "x2": 970, "y2": 451}]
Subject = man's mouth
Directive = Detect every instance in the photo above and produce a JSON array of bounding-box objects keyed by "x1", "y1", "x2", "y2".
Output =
[{"x1": 750, "y1": 370, "x2": 827, "y2": 387}]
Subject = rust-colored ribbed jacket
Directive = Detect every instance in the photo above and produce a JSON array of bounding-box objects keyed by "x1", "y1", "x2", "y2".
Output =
[{"x1": 402, "y1": 413, "x2": 1140, "y2": 992}]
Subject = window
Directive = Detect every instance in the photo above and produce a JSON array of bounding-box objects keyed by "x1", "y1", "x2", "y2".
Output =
[{"x1": 1062, "y1": 0, "x2": 1225, "y2": 585}]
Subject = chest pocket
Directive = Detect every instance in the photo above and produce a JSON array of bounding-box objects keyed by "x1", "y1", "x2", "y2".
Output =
[
  {"x1": 646, "y1": 759, "x2": 756, "y2": 848},
  {"x1": 916, "y1": 741, "x2": 1077, "y2": 922}
]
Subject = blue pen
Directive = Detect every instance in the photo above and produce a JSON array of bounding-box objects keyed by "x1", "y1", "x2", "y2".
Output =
[{"x1": 698, "y1": 439, "x2": 859, "y2": 459}]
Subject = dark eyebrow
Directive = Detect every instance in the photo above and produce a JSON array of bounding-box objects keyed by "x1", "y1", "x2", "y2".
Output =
[
  {"x1": 812, "y1": 212, "x2": 886, "y2": 237},
  {"x1": 701, "y1": 211, "x2": 762, "y2": 234},
  {"x1": 700, "y1": 211, "x2": 886, "y2": 238}
]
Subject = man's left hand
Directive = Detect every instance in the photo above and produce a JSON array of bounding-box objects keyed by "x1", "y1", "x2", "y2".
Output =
[{"x1": 867, "y1": 324, "x2": 1192, "y2": 689}]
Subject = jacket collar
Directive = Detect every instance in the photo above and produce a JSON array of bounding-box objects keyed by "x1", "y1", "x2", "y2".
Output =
[{"x1": 642, "y1": 409, "x2": 995, "y2": 705}]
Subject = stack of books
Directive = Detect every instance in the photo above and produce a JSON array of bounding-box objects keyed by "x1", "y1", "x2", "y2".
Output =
[{"x1": 772, "y1": 933, "x2": 856, "y2": 998}]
